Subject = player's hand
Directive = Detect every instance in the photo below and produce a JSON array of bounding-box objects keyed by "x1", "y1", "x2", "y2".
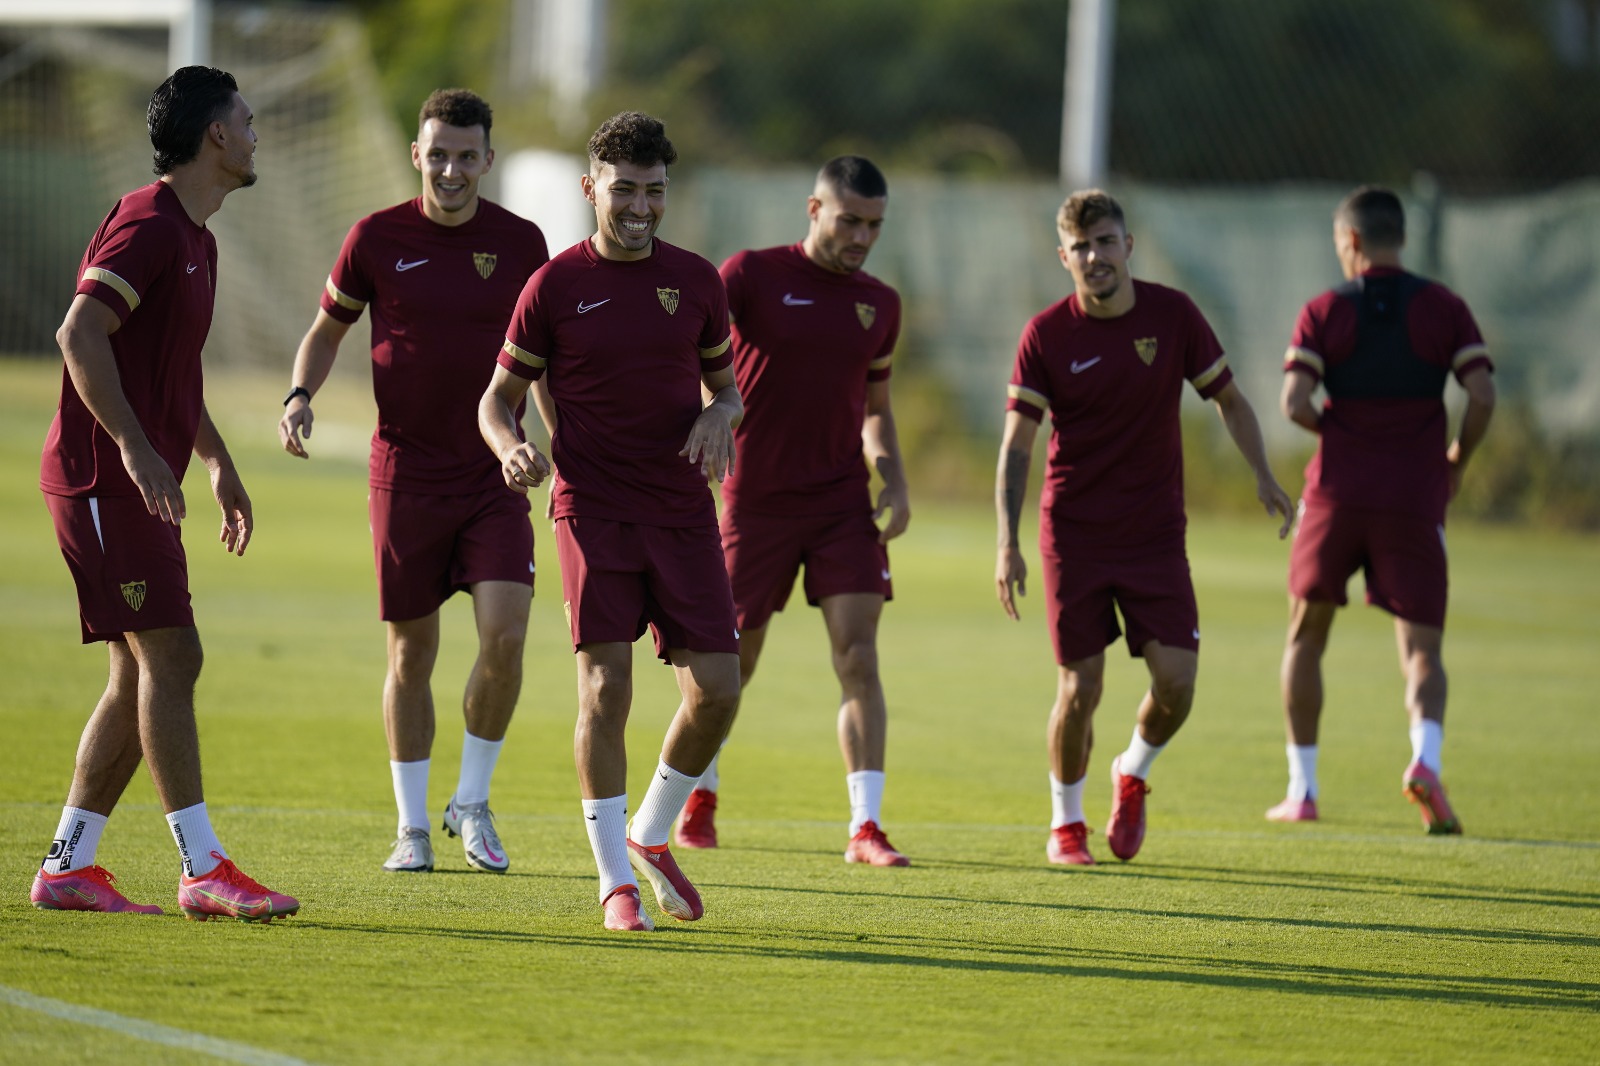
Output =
[
  {"x1": 121, "y1": 439, "x2": 184, "y2": 525},
  {"x1": 996, "y1": 545, "x2": 1027, "y2": 620},
  {"x1": 681, "y1": 405, "x2": 736, "y2": 482},
  {"x1": 500, "y1": 442, "x2": 550, "y2": 495},
  {"x1": 874, "y1": 483, "x2": 911, "y2": 543},
  {"x1": 210, "y1": 461, "x2": 253, "y2": 556},
  {"x1": 279, "y1": 397, "x2": 313, "y2": 459},
  {"x1": 1445, "y1": 441, "x2": 1465, "y2": 501},
  {"x1": 1259, "y1": 476, "x2": 1294, "y2": 539}
]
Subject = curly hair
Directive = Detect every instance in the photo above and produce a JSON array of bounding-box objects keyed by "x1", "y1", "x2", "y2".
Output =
[
  {"x1": 1056, "y1": 188, "x2": 1125, "y2": 235},
  {"x1": 147, "y1": 66, "x2": 239, "y2": 176},
  {"x1": 419, "y1": 88, "x2": 493, "y2": 145},
  {"x1": 587, "y1": 111, "x2": 677, "y2": 170}
]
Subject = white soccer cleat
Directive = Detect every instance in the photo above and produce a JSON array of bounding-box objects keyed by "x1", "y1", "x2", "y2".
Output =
[
  {"x1": 442, "y1": 796, "x2": 510, "y2": 873},
  {"x1": 382, "y1": 826, "x2": 434, "y2": 872}
]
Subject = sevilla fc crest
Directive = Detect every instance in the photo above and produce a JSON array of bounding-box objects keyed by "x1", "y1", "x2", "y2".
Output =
[
  {"x1": 856, "y1": 302, "x2": 876, "y2": 329},
  {"x1": 657, "y1": 287, "x2": 680, "y2": 314},
  {"x1": 120, "y1": 580, "x2": 147, "y2": 611},
  {"x1": 473, "y1": 253, "x2": 497, "y2": 279},
  {"x1": 1134, "y1": 337, "x2": 1157, "y2": 365}
]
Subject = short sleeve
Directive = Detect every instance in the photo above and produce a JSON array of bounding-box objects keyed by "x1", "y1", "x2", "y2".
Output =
[
  {"x1": 698, "y1": 265, "x2": 733, "y2": 372},
  {"x1": 1284, "y1": 299, "x2": 1326, "y2": 382},
  {"x1": 77, "y1": 214, "x2": 178, "y2": 325},
  {"x1": 1005, "y1": 318, "x2": 1051, "y2": 420},
  {"x1": 719, "y1": 252, "x2": 747, "y2": 325},
  {"x1": 498, "y1": 268, "x2": 554, "y2": 381},
  {"x1": 319, "y1": 221, "x2": 372, "y2": 324},
  {"x1": 1181, "y1": 296, "x2": 1232, "y2": 400},
  {"x1": 867, "y1": 289, "x2": 901, "y2": 383},
  {"x1": 1444, "y1": 292, "x2": 1492, "y2": 382}
]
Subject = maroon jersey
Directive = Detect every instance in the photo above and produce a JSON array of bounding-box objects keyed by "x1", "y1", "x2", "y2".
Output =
[
  {"x1": 321, "y1": 197, "x2": 549, "y2": 494},
  {"x1": 499, "y1": 238, "x2": 732, "y2": 527},
  {"x1": 1006, "y1": 281, "x2": 1233, "y2": 547},
  {"x1": 41, "y1": 181, "x2": 217, "y2": 497},
  {"x1": 717, "y1": 243, "x2": 901, "y2": 515},
  {"x1": 1285, "y1": 267, "x2": 1490, "y2": 521}
]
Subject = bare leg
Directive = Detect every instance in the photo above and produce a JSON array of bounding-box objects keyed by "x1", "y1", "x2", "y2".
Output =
[
  {"x1": 1282, "y1": 598, "x2": 1338, "y2": 745},
  {"x1": 1395, "y1": 619, "x2": 1446, "y2": 727},
  {"x1": 737, "y1": 623, "x2": 767, "y2": 689},
  {"x1": 123, "y1": 626, "x2": 205, "y2": 814},
  {"x1": 575, "y1": 642, "x2": 633, "y2": 798},
  {"x1": 385, "y1": 612, "x2": 440, "y2": 762},
  {"x1": 464, "y1": 580, "x2": 531, "y2": 742},
  {"x1": 820, "y1": 593, "x2": 887, "y2": 773},
  {"x1": 662, "y1": 649, "x2": 741, "y2": 776},
  {"x1": 1049, "y1": 654, "x2": 1104, "y2": 783},
  {"x1": 64, "y1": 641, "x2": 144, "y2": 815},
  {"x1": 1136, "y1": 641, "x2": 1198, "y2": 746}
]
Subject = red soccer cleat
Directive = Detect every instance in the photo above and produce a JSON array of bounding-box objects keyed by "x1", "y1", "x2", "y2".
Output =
[
  {"x1": 1046, "y1": 822, "x2": 1095, "y2": 865},
  {"x1": 1265, "y1": 797, "x2": 1319, "y2": 822},
  {"x1": 674, "y1": 788, "x2": 718, "y2": 849},
  {"x1": 602, "y1": 885, "x2": 654, "y2": 931},
  {"x1": 1105, "y1": 757, "x2": 1150, "y2": 861},
  {"x1": 178, "y1": 853, "x2": 299, "y2": 923},
  {"x1": 626, "y1": 839, "x2": 704, "y2": 921},
  {"x1": 844, "y1": 821, "x2": 911, "y2": 867},
  {"x1": 31, "y1": 866, "x2": 163, "y2": 914},
  {"x1": 1402, "y1": 761, "x2": 1462, "y2": 835}
]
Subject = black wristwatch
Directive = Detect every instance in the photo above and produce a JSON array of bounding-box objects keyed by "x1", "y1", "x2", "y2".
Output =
[{"x1": 283, "y1": 385, "x2": 311, "y2": 407}]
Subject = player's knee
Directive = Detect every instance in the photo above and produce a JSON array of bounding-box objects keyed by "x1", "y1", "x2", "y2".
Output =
[
  {"x1": 1151, "y1": 667, "x2": 1196, "y2": 714},
  {"x1": 479, "y1": 622, "x2": 527, "y2": 673},
  {"x1": 831, "y1": 638, "x2": 879, "y2": 692}
]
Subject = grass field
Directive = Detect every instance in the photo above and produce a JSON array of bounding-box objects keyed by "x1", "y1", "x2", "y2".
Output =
[{"x1": 1, "y1": 356, "x2": 1596, "y2": 1064}]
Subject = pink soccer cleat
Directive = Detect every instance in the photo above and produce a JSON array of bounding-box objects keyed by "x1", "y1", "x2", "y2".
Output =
[
  {"x1": 1046, "y1": 822, "x2": 1095, "y2": 865},
  {"x1": 31, "y1": 866, "x2": 163, "y2": 914},
  {"x1": 178, "y1": 853, "x2": 299, "y2": 923},
  {"x1": 674, "y1": 788, "x2": 718, "y2": 849},
  {"x1": 1106, "y1": 756, "x2": 1150, "y2": 861},
  {"x1": 602, "y1": 885, "x2": 654, "y2": 931},
  {"x1": 844, "y1": 821, "x2": 911, "y2": 867},
  {"x1": 1402, "y1": 761, "x2": 1462, "y2": 835},
  {"x1": 1265, "y1": 797, "x2": 1319, "y2": 822},
  {"x1": 626, "y1": 839, "x2": 704, "y2": 921}
]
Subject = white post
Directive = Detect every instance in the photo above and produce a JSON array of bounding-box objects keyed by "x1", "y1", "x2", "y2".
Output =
[
  {"x1": 168, "y1": 0, "x2": 211, "y2": 71},
  {"x1": 1059, "y1": 0, "x2": 1116, "y2": 190}
]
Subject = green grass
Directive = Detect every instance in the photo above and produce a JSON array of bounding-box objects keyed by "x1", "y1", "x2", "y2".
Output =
[{"x1": 1, "y1": 356, "x2": 1596, "y2": 1064}]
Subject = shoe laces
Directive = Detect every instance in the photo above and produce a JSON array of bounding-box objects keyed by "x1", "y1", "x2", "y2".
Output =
[
  {"x1": 203, "y1": 853, "x2": 268, "y2": 892},
  {"x1": 76, "y1": 865, "x2": 117, "y2": 888},
  {"x1": 466, "y1": 806, "x2": 504, "y2": 849},
  {"x1": 1117, "y1": 776, "x2": 1151, "y2": 802}
]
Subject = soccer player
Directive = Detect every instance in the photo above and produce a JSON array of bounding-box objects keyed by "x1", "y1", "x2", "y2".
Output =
[
  {"x1": 277, "y1": 89, "x2": 549, "y2": 874},
  {"x1": 33, "y1": 66, "x2": 297, "y2": 921},
  {"x1": 480, "y1": 112, "x2": 743, "y2": 931},
  {"x1": 675, "y1": 156, "x2": 911, "y2": 865},
  {"x1": 995, "y1": 189, "x2": 1292, "y2": 866},
  {"x1": 1270, "y1": 185, "x2": 1495, "y2": 833}
]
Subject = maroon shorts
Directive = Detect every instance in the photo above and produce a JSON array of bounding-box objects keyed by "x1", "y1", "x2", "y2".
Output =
[
  {"x1": 554, "y1": 516, "x2": 739, "y2": 663},
  {"x1": 1288, "y1": 499, "x2": 1448, "y2": 628},
  {"x1": 720, "y1": 505, "x2": 891, "y2": 631},
  {"x1": 45, "y1": 492, "x2": 193, "y2": 643},
  {"x1": 369, "y1": 486, "x2": 534, "y2": 622},
  {"x1": 1040, "y1": 535, "x2": 1199, "y2": 664}
]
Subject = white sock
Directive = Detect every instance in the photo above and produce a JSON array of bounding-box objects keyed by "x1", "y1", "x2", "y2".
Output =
[
  {"x1": 390, "y1": 759, "x2": 430, "y2": 835},
  {"x1": 166, "y1": 802, "x2": 226, "y2": 878},
  {"x1": 696, "y1": 751, "x2": 720, "y2": 793},
  {"x1": 455, "y1": 732, "x2": 503, "y2": 807},
  {"x1": 1410, "y1": 719, "x2": 1444, "y2": 774},
  {"x1": 582, "y1": 795, "x2": 632, "y2": 902},
  {"x1": 629, "y1": 758, "x2": 699, "y2": 847},
  {"x1": 42, "y1": 807, "x2": 107, "y2": 874},
  {"x1": 1049, "y1": 773, "x2": 1086, "y2": 829},
  {"x1": 847, "y1": 770, "x2": 886, "y2": 836},
  {"x1": 1117, "y1": 726, "x2": 1165, "y2": 781},
  {"x1": 1286, "y1": 744, "x2": 1318, "y2": 801}
]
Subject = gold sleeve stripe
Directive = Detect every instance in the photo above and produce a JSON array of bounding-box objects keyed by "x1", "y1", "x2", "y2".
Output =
[
  {"x1": 1007, "y1": 383, "x2": 1049, "y2": 410},
  {"x1": 700, "y1": 336, "x2": 732, "y2": 360},
  {"x1": 1285, "y1": 346, "x2": 1324, "y2": 375},
  {"x1": 869, "y1": 355, "x2": 894, "y2": 371},
  {"x1": 324, "y1": 277, "x2": 365, "y2": 311},
  {"x1": 1452, "y1": 343, "x2": 1489, "y2": 369},
  {"x1": 1191, "y1": 355, "x2": 1230, "y2": 390},
  {"x1": 82, "y1": 267, "x2": 139, "y2": 312},
  {"x1": 501, "y1": 338, "x2": 547, "y2": 370}
]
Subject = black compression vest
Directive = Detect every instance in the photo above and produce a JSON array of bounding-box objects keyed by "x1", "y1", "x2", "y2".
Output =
[{"x1": 1322, "y1": 272, "x2": 1448, "y2": 400}]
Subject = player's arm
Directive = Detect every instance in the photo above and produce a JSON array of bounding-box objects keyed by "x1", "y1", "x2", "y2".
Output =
[
  {"x1": 863, "y1": 379, "x2": 910, "y2": 543},
  {"x1": 1280, "y1": 369, "x2": 1321, "y2": 434},
  {"x1": 995, "y1": 409, "x2": 1040, "y2": 620},
  {"x1": 479, "y1": 363, "x2": 550, "y2": 495},
  {"x1": 1446, "y1": 365, "x2": 1496, "y2": 499},
  {"x1": 192, "y1": 403, "x2": 252, "y2": 557},
  {"x1": 682, "y1": 364, "x2": 743, "y2": 483},
  {"x1": 55, "y1": 293, "x2": 185, "y2": 524},
  {"x1": 278, "y1": 310, "x2": 353, "y2": 459},
  {"x1": 1212, "y1": 381, "x2": 1294, "y2": 538}
]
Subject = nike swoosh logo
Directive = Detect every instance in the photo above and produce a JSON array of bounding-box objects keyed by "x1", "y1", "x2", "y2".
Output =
[
  {"x1": 1070, "y1": 357, "x2": 1102, "y2": 374},
  {"x1": 881, "y1": 569, "x2": 892, "y2": 580},
  {"x1": 659, "y1": 771, "x2": 670, "y2": 780},
  {"x1": 395, "y1": 258, "x2": 429, "y2": 272},
  {"x1": 185, "y1": 263, "x2": 198, "y2": 274},
  {"x1": 66, "y1": 887, "x2": 98, "y2": 904},
  {"x1": 578, "y1": 298, "x2": 611, "y2": 313},
  {"x1": 782, "y1": 293, "x2": 814, "y2": 306},
  {"x1": 586, "y1": 814, "x2": 597, "y2": 820}
]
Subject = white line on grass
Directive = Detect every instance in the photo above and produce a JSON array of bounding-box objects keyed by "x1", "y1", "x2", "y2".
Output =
[{"x1": 0, "y1": 985, "x2": 315, "y2": 1066}]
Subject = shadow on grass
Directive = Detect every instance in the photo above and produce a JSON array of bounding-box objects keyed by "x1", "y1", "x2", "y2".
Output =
[{"x1": 301, "y1": 918, "x2": 1600, "y2": 1014}]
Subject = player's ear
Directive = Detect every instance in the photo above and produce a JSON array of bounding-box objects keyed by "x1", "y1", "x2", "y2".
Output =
[
  {"x1": 1124, "y1": 232, "x2": 1134, "y2": 258},
  {"x1": 483, "y1": 146, "x2": 495, "y2": 172},
  {"x1": 580, "y1": 173, "x2": 596, "y2": 204},
  {"x1": 806, "y1": 195, "x2": 822, "y2": 222},
  {"x1": 410, "y1": 142, "x2": 422, "y2": 173}
]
